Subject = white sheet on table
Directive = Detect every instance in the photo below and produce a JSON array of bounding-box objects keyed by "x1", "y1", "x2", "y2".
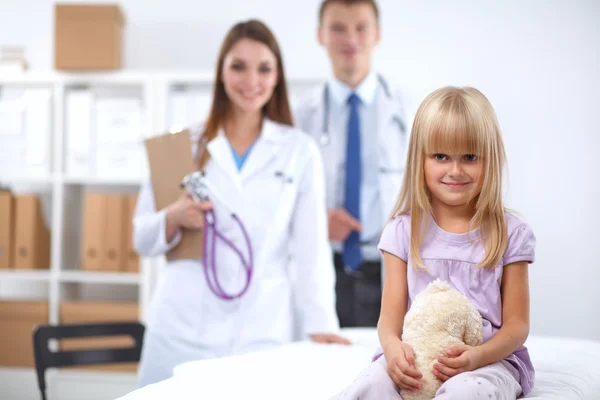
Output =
[
  {"x1": 525, "y1": 336, "x2": 600, "y2": 399},
  {"x1": 118, "y1": 330, "x2": 600, "y2": 400}
]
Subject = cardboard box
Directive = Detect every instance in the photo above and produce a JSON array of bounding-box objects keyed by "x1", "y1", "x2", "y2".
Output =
[
  {"x1": 13, "y1": 195, "x2": 51, "y2": 270},
  {"x1": 60, "y1": 301, "x2": 140, "y2": 372},
  {"x1": 54, "y1": 4, "x2": 125, "y2": 70},
  {"x1": 0, "y1": 190, "x2": 15, "y2": 268},
  {"x1": 0, "y1": 301, "x2": 49, "y2": 367},
  {"x1": 144, "y1": 130, "x2": 204, "y2": 260}
]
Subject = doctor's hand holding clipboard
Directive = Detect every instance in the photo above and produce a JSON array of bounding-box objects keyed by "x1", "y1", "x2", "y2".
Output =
[
  {"x1": 134, "y1": 18, "x2": 349, "y2": 389},
  {"x1": 164, "y1": 192, "x2": 213, "y2": 243}
]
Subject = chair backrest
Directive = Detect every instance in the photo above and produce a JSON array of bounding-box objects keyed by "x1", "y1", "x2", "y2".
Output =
[{"x1": 32, "y1": 322, "x2": 145, "y2": 400}]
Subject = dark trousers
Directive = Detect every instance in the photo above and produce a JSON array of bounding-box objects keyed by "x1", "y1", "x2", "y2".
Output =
[{"x1": 334, "y1": 253, "x2": 382, "y2": 328}]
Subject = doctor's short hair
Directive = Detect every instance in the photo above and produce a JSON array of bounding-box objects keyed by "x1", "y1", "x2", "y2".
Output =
[{"x1": 318, "y1": 0, "x2": 380, "y2": 24}]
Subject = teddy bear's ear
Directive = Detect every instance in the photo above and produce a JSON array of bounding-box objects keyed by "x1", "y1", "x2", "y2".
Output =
[{"x1": 425, "y1": 279, "x2": 451, "y2": 294}]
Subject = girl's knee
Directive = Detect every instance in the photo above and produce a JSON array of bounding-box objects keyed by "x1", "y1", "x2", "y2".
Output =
[
  {"x1": 331, "y1": 358, "x2": 401, "y2": 400},
  {"x1": 436, "y1": 374, "x2": 499, "y2": 400},
  {"x1": 358, "y1": 358, "x2": 396, "y2": 388}
]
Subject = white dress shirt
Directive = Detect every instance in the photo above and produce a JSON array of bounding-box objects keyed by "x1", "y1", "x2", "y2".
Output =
[{"x1": 327, "y1": 71, "x2": 383, "y2": 261}]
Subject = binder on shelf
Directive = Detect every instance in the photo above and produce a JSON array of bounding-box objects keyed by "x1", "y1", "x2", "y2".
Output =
[
  {"x1": 81, "y1": 192, "x2": 106, "y2": 271},
  {"x1": 0, "y1": 88, "x2": 52, "y2": 177},
  {"x1": 13, "y1": 195, "x2": 51, "y2": 270},
  {"x1": 0, "y1": 88, "x2": 27, "y2": 177},
  {"x1": 82, "y1": 192, "x2": 136, "y2": 272},
  {"x1": 65, "y1": 88, "x2": 93, "y2": 176},
  {"x1": 168, "y1": 88, "x2": 189, "y2": 133},
  {"x1": 167, "y1": 87, "x2": 212, "y2": 132},
  {"x1": 124, "y1": 193, "x2": 140, "y2": 273},
  {"x1": 144, "y1": 130, "x2": 203, "y2": 260},
  {"x1": 24, "y1": 88, "x2": 52, "y2": 177},
  {"x1": 0, "y1": 190, "x2": 15, "y2": 268},
  {"x1": 95, "y1": 96, "x2": 145, "y2": 179},
  {"x1": 104, "y1": 194, "x2": 127, "y2": 271}
]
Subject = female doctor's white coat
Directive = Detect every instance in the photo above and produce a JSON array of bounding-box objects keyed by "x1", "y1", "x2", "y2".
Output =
[{"x1": 133, "y1": 118, "x2": 340, "y2": 387}]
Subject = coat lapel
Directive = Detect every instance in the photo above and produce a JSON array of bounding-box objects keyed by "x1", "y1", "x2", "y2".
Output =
[
  {"x1": 206, "y1": 131, "x2": 243, "y2": 190},
  {"x1": 297, "y1": 85, "x2": 326, "y2": 136},
  {"x1": 376, "y1": 87, "x2": 397, "y2": 137},
  {"x1": 238, "y1": 119, "x2": 286, "y2": 183},
  {"x1": 205, "y1": 119, "x2": 287, "y2": 189}
]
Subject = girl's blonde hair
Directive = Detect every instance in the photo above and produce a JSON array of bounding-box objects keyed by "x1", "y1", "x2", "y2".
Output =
[{"x1": 390, "y1": 87, "x2": 507, "y2": 269}]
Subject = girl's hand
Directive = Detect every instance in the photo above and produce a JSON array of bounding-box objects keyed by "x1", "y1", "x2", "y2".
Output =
[
  {"x1": 433, "y1": 344, "x2": 482, "y2": 381},
  {"x1": 384, "y1": 338, "x2": 423, "y2": 392},
  {"x1": 309, "y1": 333, "x2": 352, "y2": 345}
]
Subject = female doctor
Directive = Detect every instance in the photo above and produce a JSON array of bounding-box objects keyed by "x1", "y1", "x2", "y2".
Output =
[{"x1": 134, "y1": 19, "x2": 349, "y2": 387}]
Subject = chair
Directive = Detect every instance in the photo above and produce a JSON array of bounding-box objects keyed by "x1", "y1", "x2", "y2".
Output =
[{"x1": 32, "y1": 322, "x2": 145, "y2": 400}]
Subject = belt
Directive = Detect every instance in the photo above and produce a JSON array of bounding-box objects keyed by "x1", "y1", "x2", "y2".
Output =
[{"x1": 334, "y1": 253, "x2": 381, "y2": 279}]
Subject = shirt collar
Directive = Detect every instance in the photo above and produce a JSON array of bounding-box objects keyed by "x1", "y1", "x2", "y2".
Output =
[
  {"x1": 215, "y1": 117, "x2": 284, "y2": 143},
  {"x1": 328, "y1": 70, "x2": 378, "y2": 108}
]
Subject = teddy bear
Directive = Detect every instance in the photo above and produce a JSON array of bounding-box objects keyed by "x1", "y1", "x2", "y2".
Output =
[{"x1": 399, "y1": 279, "x2": 483, "y2": 400}]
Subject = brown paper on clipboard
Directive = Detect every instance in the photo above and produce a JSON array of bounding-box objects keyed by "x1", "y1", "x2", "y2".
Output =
[{"x1": 144, "y1": 130, "x2": 203, "y2": 260}]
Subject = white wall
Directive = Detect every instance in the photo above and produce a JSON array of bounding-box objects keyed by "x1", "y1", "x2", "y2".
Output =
[{"x1": 1, "y1": 0, "x2": 599, "y2": 340}]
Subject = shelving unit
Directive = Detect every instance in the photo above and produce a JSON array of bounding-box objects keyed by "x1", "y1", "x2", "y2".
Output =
[
  {"x1": 0, "y1": 270, "x2": 51, "y2": 282},
  {"x1": 59, "y1": 270, "x2": 141, "y2": 285},
  {"x1": 0, "y1": 70, "x2": 324, "y2": 399}
]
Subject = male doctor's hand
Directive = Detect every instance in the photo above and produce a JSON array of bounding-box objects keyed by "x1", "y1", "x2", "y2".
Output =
[
  {"x1": 309, "y1": 333, "x2": 352, "y2": 345},
  {"x1": 328, "y1": 209, "x2": 362, "y2": 242}
]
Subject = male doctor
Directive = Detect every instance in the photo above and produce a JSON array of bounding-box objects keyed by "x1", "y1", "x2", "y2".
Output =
[{"x1": 295, "y1": 0, "x2": 409, "y2": 327}]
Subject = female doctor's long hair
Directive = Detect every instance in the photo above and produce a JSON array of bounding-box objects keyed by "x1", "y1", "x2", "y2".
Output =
[{"x1": 198, "y1": 19, "x2": 294, "y2": 169}]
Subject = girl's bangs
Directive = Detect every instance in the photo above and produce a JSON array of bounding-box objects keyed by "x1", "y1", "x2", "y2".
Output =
[{"x1": 423, "y1": 101, "x2": 486, "y2": 156}]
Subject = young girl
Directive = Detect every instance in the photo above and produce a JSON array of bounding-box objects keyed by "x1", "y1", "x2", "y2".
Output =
[{"x1": 332, "y1": 86, "x2": 536, "y2": 399}]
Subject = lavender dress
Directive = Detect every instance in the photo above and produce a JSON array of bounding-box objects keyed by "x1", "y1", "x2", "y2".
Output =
[{"x1": 374, "y1": 212, "x2": 536, "y2": 396}]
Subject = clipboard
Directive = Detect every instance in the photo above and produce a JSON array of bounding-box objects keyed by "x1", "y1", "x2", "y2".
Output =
[{"x1": 144, "y1": 130, "x2": 203, "y2": 260}]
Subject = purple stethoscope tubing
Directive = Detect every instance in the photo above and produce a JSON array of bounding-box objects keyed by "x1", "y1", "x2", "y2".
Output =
[{"x1": 201, "y1": 207, "x2": 253, "y2": 301}]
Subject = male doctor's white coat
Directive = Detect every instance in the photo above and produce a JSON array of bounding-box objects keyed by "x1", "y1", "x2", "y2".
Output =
[
  {"x1": 134, "y1": 118, "x2": 340, "y2": 387},
  {"x1": 293, "y1": 79, "x2": 410, "y2": 235}
]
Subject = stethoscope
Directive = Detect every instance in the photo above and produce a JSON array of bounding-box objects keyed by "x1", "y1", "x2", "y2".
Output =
[
  {"x1": 180, "y1": 171, "x2": 253, "y2": 301},
  {"x1": 318, "y1": 74, "x2": 406, "y2": 147}
]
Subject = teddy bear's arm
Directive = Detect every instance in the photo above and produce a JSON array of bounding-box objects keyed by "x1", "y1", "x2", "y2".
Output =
[{"x1": 463, "y1": 305, "x2": 484, "y2": 346}]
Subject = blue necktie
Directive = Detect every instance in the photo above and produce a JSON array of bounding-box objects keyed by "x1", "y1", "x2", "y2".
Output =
[{"x1": 343, "y1": 93, "x2": 362, "y2": 270}]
